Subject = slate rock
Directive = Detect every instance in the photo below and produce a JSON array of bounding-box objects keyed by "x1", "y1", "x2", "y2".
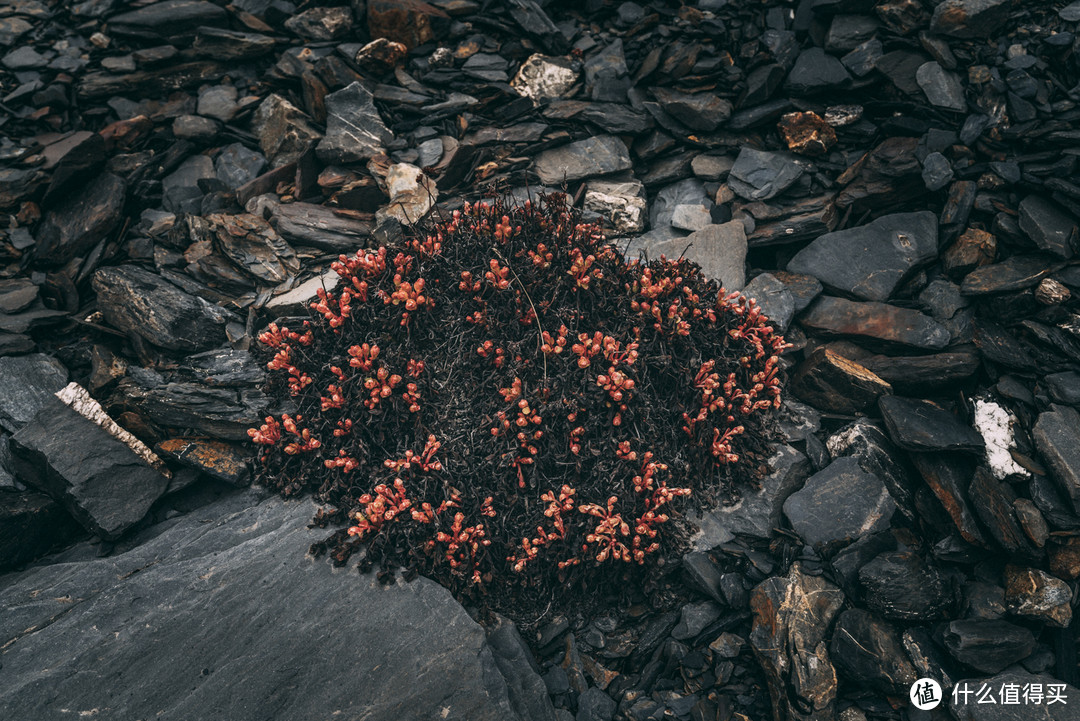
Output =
[
  {"x1": 267, "y1": 201, "x2": 372, "y2": 251},
  {"x1": 511, "y1": 53, "x2": 579, "y2": 102},
  {"x1": 162, "y1": 155, "x2": 215, "y2": 214},
  {"x1": 773, "y1": 271, "x2": 823, "y2": 311},
  {"x1": 649, "y1": 178, "x2": 709, "y2": 228},
  {"x1": 825, "y1": 15, "x2": 880, "y2": 52},
  {"x1": 317, "y1": 82, "x2": 394, "y2": 164},
  {"x1": 651, "y1": 88, "x2": 732, "y2": 131},
  {"x1": 787, "y1": 211, "x2": 938, "y2": 302},
  {"x1": 728, "y1": 147, "x2": 804, "y2": 201},
  {"x1": 584, "y1": 39, "x2": 630, "y2": 103},
  {"x1": 859, "y1": 551, "x2": 951, "y2": 620},
  {"x1": 206, "y1": 213, "x2": 299, "y2": 285},
  {"x1": 265, "y1": 268, "x2": 341, "y2": 317},
  {"x1": 783, "y1": 456, "x2": 897, "y2": 552},
  {"x1": 672, "y1": 600, "x2": 723, "y2": 641},
  {"x1": 109, "y1": 0, "x2": 227, "y2": 40},
  {"x1": 961, "y1": 255, "x2": 1062, "y2": 295},
  {"x1": 922, "y1": 151, "x2": 954, "y2": 191},
  {"x1": 829, "y1": 609, "x2": 917, "y2": 695},
  {"x1": 0, "y1": 492, "x2": 553, "y2": 721},
  {"x1": 640, "y1": 221, "x2": 747, "y2": 290},
  {"x1": 742, "y1": 272, "x2": 795, "y2": 331},
  {"x1": 92, "y1": 266, "x2": 233, "y2": 352},
  {"x1": 1003, "y1": 565, "x2": 1073, "y2": 628},
  {"x1": 156, "y1": 438, "x2": 251, "y2": 487},
  {"x1": 749, "y1": 564, "x2": 844, "y2": 721},
  {"x1": 916, "y1": 62, "x2": 966, "y2": 111},
  {"x1": 879, "y1": 396, "x2": 983, "y2": 453},
  {"x1": 695, "y1": 443, "x2": 810, "y2": 540},
  {"x1": 11, "y1": 393, "x2": 170, "y2": 540},
  {"x1": 909, "y1": 452, "x2": 987, "y2": 546},
  {"x1": 192, "y1": 27, "x2": 275, "y2": 60},
  {"x1": 930, "y1": 0, "x2": 1011, "y2": 39},
  {"x1": 1044, "y1": 372, "x2": 1080, "y2": 406},
  {"x1": 969, "y1": 465, "x2": 1038, "y2": 557},
  {"x1": 777, "y1": 111, "x2": 837, "y2": 156},
  {"x1": 0, "y1": 278, "x2": 38, "y2": 314},
  {"x1": 577, "y1": 687, "x2": 615, "y2": 721},
  {"x1": 791, "y1": 349, "x2": 892, "y2": 414},
  {"x1": 1018, "y1": 195, "x2": 1077, "y2": 259},
  {"x1": 799, "y1": 296, "x2": 951, "y2": 352},
  {"x1": 583, "y1": 180, "x2": 647, "y2": 234},
  {"x1": 34, "y1": 173, "x2": 126, "y2": 266},
  {"x1": 942, "y1": 619, "x2": 1037, "y2": 674},
  {"x1": 251, "y1": 94, "x2": 323, "y2": 168},
  {"x1": 786, "y1": 47, "x2": 852, "y2": 95},
  {"x1": 533, "y1": 135, "x2": 632, "y2": 185},
  {"x1": 0, "y1": 490, "x2": 82, "y2": 572},
  {"x1": 0, "y1": 353, "x2": 68, "y2": 433},
  {"x1": 283, "y1": 6, "x2": 353, "y2": 39},
  {"x1": 1033, "y1": 406, "x2": 1080, "y2": 515},
  {"x1": 367, "y1": 0, "x2": 447, "y2": 49},
  {"x1": 215, "y1": 143, "x2": 267, "y2": 190},
  {"x1": 826, "y1": 419, "x2": 915, "y2": 523},
  {"x1": 670, "y1": 204, "x2": 712, "y2": 232}
]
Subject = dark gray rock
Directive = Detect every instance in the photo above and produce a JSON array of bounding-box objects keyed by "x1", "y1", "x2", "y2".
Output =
[
  {"x1": 1019, "y1": 196, "x2": 1077, "y2": 259},
  {"x1": 909, "y1": 452, "x2": 987, "y2": 546},
  {"x1": 930, "y1": 0, "x2": 1012, "y2": 39},
  {"x1": 0, "y1": 490, "x2": 82, "y2": 571},
  {"x1": 92, "y1": 266, "x2": 234, "y2": 352},
  {"x1": 922, "y1": 151, "x2": 955, "y2": 190},
  {"x1": 791, "y1": 349, "x2": 892, "y2": 415},
  {"x1": 960, "y1": 255, "x2": 1063, "y2": 295},
  {"x1": 919, "y1": 279, "x2": 968, "y2": 320},
  {"x1": 799, "y1": 296, "x2": 951, "y2": 352},
  {"x1": 829, "y1": 609, "x2": 916, "y2": 695},
  {"x1": 0, "y1": 353, "x2": 68, "y2": 433},
  {"x1": 0, "y1": 278, "x2": 38, "y2": 314},
  {"x1": 783, "y1": 456, "x2": 896, "y2": 552},
  {"x1": 916, "y1": 62, "x2": 966, "y2": 111},
  {"x1": 879, "y1": 396, "x2": 984, "y2": 453},
  {"x1": 577, "y1": 687, "x2": 616, "y2": 721},
  {"x1": 639, "y1": 221, "x2": 747, "y2": 290},
  {"x1": 825, "y1": 15, "x2": 879, "y2": 52},
  {"x1": 533, "y1": 136, "x2": 632, "y2": 185},
  {"x1": 651, "y1": 88, "x2": 731, "y2": 131},
  {"x1": 162, "y1": 155, "x2": 215, "y2": 214},
  {"x1": 649, "y1": 178, "x2": 709, "y2": 228},
  {"x1": 584, "y1": 39, "x2": 629, "y2": 102},
  {"x1": 215, "y1": 143, "x2": 267, "y2": 190},
  {"x1": 0, "y1": 492, "x2": 553, "y2": 721},
  {"x1": 11, "y1": 395, "x2": 170, "y2": 540},
  {"x1": 859, "y1": 551, "x2": 951, "y2": 620},
  {"x1": 942, "y1": 619, "x2": 1037, "y2": 674},
  {"x1": 34, "y1": 173, "x2": 126, "y2": 266},
  {"x1": 787, "y1": 211, "x2": 938, "y2": 302},
  {"x1": 283, "y1": 6, "x2": 353, "y2": 40},
  {"x1": 728, "y1": 148, "x2": 804, "y2": 201},
  {"x1": 742, "y1": 273, "x2": 795, "y2": 331},
  {"x1": 109, "y1": 0, "x2": 226, "y2": 40},
  {"x1": 1033, "y1": 406, "x2": 1080, "y2": 515},
  {"x1": 786, "y1": 47, "x2": 851, "y2": 95},
  {"x1": 267, "y1": 201, "x2": 372, "y2": 251},
  {"x1": 672, "y1": 600, "x2": 723, "y2": 641},
  {"x1": 117, "y1": 377, "x2": 271, "y2": 441},
  {"x1": 317, "y1": 82, "x2": 394, "y2": 164},
  {"x1": 251, "y1": 94, "x2": 323, "y2": 168},
  {"x1": 827, "y1": 420, "x2": 914, "y2": 522}
]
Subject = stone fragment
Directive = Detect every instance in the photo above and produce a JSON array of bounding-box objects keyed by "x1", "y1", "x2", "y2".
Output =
[
  {"x1": 930, "y1": 0, "x2": 1011, "y2": 39},
  {"x1": 827, "y1": 419, "x2": 915, "y2": 522},
  {"x1": 0, "y1": 354, "x2": 68, "y2": 434},
  {"x1": 777, "y1": 111, "x2": 837, "y2": 156},
  {"x1": 1019, "y1": 195, "x2": 1077, "y2": 259},
  {"x1": 825, "y1": 15, "x2": 880, "y2": 52},
  {"x1": 109, "y1": 0, "x2": 227, "y2": 40},
  {"x1": 116, "y1": 378, "x2": 269, "y2": 441},
  {"x1": 670, "y1": 204, "x2": 712, "y2": 232},
  {"x1": 961, "y1": 255, "x2": 1062, "y2": 295},
  {"x1": 651, "y1": 88, "x2": 731, "y2": 131},
  {"x1": 728, "y1": 147, "x2": 803, "y2": 201},
  {"x1": 859, "y1": 551, "x2": 951, "y2": 620},
  {"x1": 640, "y1": 221, "x2": 747, "y2": 290},
  {"x1": 173, "y1": 114, "x2": 219, "y2": 141},
  {"x1": 1033, "y1": 406, "x2": 1080, "y2": 515},
  {"x1": 215, "y1": 143, "x2": 267, "y2": 190},
  {"x1": 583, "y1": 180, "x2": 646, "y2": 234},
  {"x1": 162, "y1": 155, "x2": 215, "y2": 214},
  {"x1": 786, "y1": 47, "x2": 852, "y2": 95},
  {"x1": 511, "y1": 54, "x2": 578, "y2": 102},
  {"x1": 376, "y1": 163, "x2": 438, "y2": 225},
  {"x1": 192, "y1": 27, "x2": 275, "y2": 60},
  {"x1": 879, "y1": 396, "x2": 983, "y2": 453},
  {"x1": 268, "y1": 201, "x2": 372, "y2": 251},
  {"x1": 92, "y1": 266, "x2": 233, "y2": 352},
  {"x1": 533, "y1": 135, "x2": 632, "y2": 185},
  {"x1": 690, "y1": 155, "x2": 734, "y2": 181},
  {"x1": 799, "y1": 296, "x2": 950, "y2": 352},
  {"x1": 783, "y1": 456, "x2": 896, "y2": 552},
  {"x1": 251, "y1": 94, "x2": 322, "y2": 168},
  {"x1": 1036, "y1": 278, "x2": 1071, "y2": 305},
  {"x1": 921, "y1": 151, "x2": 954, "y2": 191},
  {"x1": 1004, "y1": 565, "x2": 1072, "y2": 628},
  {"x1": 749, "y1": 564, "x2": 844, "y2": 721},
  {"x1": 671, "y1": 601, "x2": 723, "y2": 641},
  {"x1": 584, "y1": 39, "x2": 629, "y2": 102},
  {"x1": 156, "y1": 438, "x2": 251, "y2": 486},
  {"x1": 969, "y1": 465, "x2": 1038, "y2": 556},
  {"x1": 741, "y1": 273, "x2": 795, "y2": 332},
  {"x1": 206, "y1": 213, "x2": 299, "y2": 285},
  {"x1": 283, "y1": 6, "x2": 352, "y2": 40},
  {"x1": 971, "y1": 397, "x2": 1028, "y2": 480},
  {"x1": 916, "y1": 62, "x2": 966, "y2": 111},
  {"x1": 367, "y1": 0, "x2": 447, "y2": 49},
  {"x1": 942, "y1": 619, "x2": 1036, "y2": 674},
  {"x1": 0, "y1": 490, "x2": 81, "y2": 571},
  {"x1": 829, "y1": 609, "x2": 917, "y2": 695},
  {"x1": 0, "y1": 278, "x2": 38, "y2": 314},
  {"x1": 649, "y1": 178, "x2": 709, "y2": 229},
  {"x1": 787, "y1": 211, "x2": 937, "y2": 302},
  {"x1": 791, "y1": 349, "x2": 892, "y2": 414},
  {"x1": 317, "y1": 82, "x2": 393, "y2": 164},
  {"x1": 909, "y1": 452, "x2": 986, "y2": 546},
  {"x1": 265, "y1": 269, "x2": 342, "y2": 317},
  {"x1": 34, "y1": 173, "x2": 125, "y2": 266}
]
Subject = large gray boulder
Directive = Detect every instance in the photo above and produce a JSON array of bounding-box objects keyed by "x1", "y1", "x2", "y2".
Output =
[{"x1": 0, "y1": 491, "x2": 555, "y2": 721}]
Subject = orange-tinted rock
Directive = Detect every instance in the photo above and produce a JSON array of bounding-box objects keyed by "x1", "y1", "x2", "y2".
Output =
[
  {"x1": 367, "y1": 0, "x2": 448, "y2": 50},
  {"x1": 157, "y1": 437, "x2": 250, "y2": 486},
  {"x1": 778, "y1": 111, "x2": 837, "y2": 156},
  {"x1": 791, "y1": 348, "x2": 892, "y2": 414}
]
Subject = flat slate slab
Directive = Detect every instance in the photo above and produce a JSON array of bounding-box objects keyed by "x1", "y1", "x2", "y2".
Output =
[{"x1": 0, "y1": 491, "x2": 554, "y2": 721}]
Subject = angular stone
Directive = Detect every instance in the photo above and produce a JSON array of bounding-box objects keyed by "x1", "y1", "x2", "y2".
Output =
[
  {"x1": 777, "y1": 111, "x2": 837, "y2": 156},
  {"x1": 162, "y1": 155, "x2": 215, "y2": 214},
  {"x1": 1004, "y1": 565, "x2": 1072, "y2": 628},
  {"x1": 0, "y1": 353, "x2": 68, "y2": 433},
  {"x1": 728, "y1": 147, "x2": 804, "y2": 201},
  {"x1": 34, "y1": 173, "x2": 125, "y2": 266},
  {"x1": 0, "y1": 490, "x2": 81, "y2": 572},
  {"x1": 205, "y1": 213, "x2": 299, "y2": 285},
  {"x1": 267, "y1": 201, "x2": 372, "y2": 251},
  {"x1": 376, "y1": 163, "x2": 438, "y2": 225},
  {"x1": 640, "y1": 221, "x2": 747, "y2": 290},
  {"x1": 909, "y1": 452, "x2": 987, "y2": 546},
  {"x1": 773, "y1": 271, "x2": 823, "y2": 312},
  {"x1": 787, "y1": 211, "x2": 938, "y2": 302},
  {"x1": 942, "y1": 619, "x2": 1036, "y2": 674},
  {"x1": 930, "y1": 0, "x2": 1011, "y2": 39},
  {"x1": 367, "y1": 0, "x2": 447, "y2": 49},
  {"x1": 192, "y1": 27, "x2": 275, "y2": 60},
  {"x1": 533, "y1": 135, "x2": 632, "y2": 185},
  {"x1": 284, "y1": 6, "x2": 352, "y2": 39},
  {"x1": 670, "y1": 204, "x2": 712, "y2": 232},
  {"x1": 829, "y1": 609, "x2": 916, "y2": 695},
  {"x1": 215, "y1": 143, "x2": 267, "y2": 190},
  {"x1": 672, "y1": 600, "x2": 723, "y2": 641},
  {"x1": 316, "y1": 82, "x2": 393, "y2": 164},
  {"x1": 799, "y1": 296, "x2": 950, "y2": 352},
  {"x1": 879, "y1": 396, "x2": 983, "y2": 453},
  {"x1": 584, "y1": 39, "x2": 629, "y2": 102},
  {"x1": 791, "y1": 349, "x2": 892, "y2": 414},
  {"x1": 0, "y1": 278, "x2": 38, "y2": 314},
  {"x1": 651, "y1": 88, "x2": 732, "y2": 131},
  {"x1": 1019, "y1": 196, "x2": 1077, "y2": 259},
  {"x1": 92, "y1": 266, "x2": 233, "y2": 352},
  {"x1": 916, "y1": 62, "x2": 966, "y2": 111},
  {"x1": 265, "y1": 269, "x2": 342, "y2": 317},
  {"x1": 786, "y1": 47, "x2": 852, "y2": 95},
  {"x1": 690, "y1": 155, "x2": 734, "y2": 181},
  {"x1": 251, "y1": 94, "x2": 323, "y2": 168},
  {"x1": 826, "y1": 419, "x2": 915, "y2": 522},
  {"x1": 695, "y1": 443, "x2": 810, "y2": 540},
  {"x1": 584, "y1": 180, "x2": 646, "y2": 235},
  {"x1": 859, "y1": 551, "x2": 951, "y2": 620},
  {"x1": 156, "y1": 438, "x2": 251, "y2": 486},
  {"x1": 11, "y1": 392, "x2": 170, "y2": 540},
  {"x1": 922, "y1": 151, "x2": 954, "y2": 191},
  {"x1": 1013, "y1": 499, "x2": 1049, "y2": 549},
  {"x1": 742, "y1": 273, "x2": 795, "y2": 332},
  {"x1": 835, "y1": 136, "x2": 923, "y2": 213},
  {"x1": 749, "y1": 564, "x2": 844, "y2": 721},
  {"x1": 1033, "y1": 406, "x2": 1080, "y2": 515},
  {"x1": 649, "y1": 178, "x2": 709, "y2": 229},
  {"x1": 109, "y1": 0, "x2": 226, "y2": 40},
  {"x1": 511, "y1": 54, "x2": 578, "y2": 103},
  {"x1": 117, "y1": 378, "x2": 269, "y2": 441},
  {"x1": 969, "y1": 465, "x2": 1038, "y2": 556},
  {"x1": 825, "y1": 15, "x2": 880, "y2": 52},
  {"x1": 783, "y1": 456, "x2": 896, "y2": 552},
  {"x1": 0, "y1": 492, "x2": 552, "y2": 720}
]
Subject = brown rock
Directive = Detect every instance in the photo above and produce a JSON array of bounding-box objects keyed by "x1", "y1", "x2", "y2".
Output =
[
  {"x1": 778, "y1": 112, "x2": 837, "y2": 157},
  {"x1": 367, "y1": 0, "x2": 448, "y2": 50},
  {"x1": 942, "y1": 228, "x2": 996, "y2": 278},
  {"x1": 799, "y1": 296, "x2": 950, "y2": 352},
  {"x1": 355, "y1": 38, "x2": 408, "y2": 74},
  {"x1": 909, "y1": 452, "x2": 987, "y2": 547},
  {"x1": 875, "y1": 0, "x2": 929, "y2": 35},
  {"x1": 791, "y1": 348, "x2": 891, "y2": 414},
  {"x1": 1003, "y1": 565, "x2": 1073, "y2": 628},
  {"x1": 156, "y1": 437, "x2": 251, "y2": 486},
  {"x1": 1035, "y1": 277, "x2": 1071, "y2": 305},
  {"x1": 1048, "y1": 536, "x2": 1080, "y2": 580},
  {"x1": 34, "y1": 173, "x2": 126, "y2": 266}
]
